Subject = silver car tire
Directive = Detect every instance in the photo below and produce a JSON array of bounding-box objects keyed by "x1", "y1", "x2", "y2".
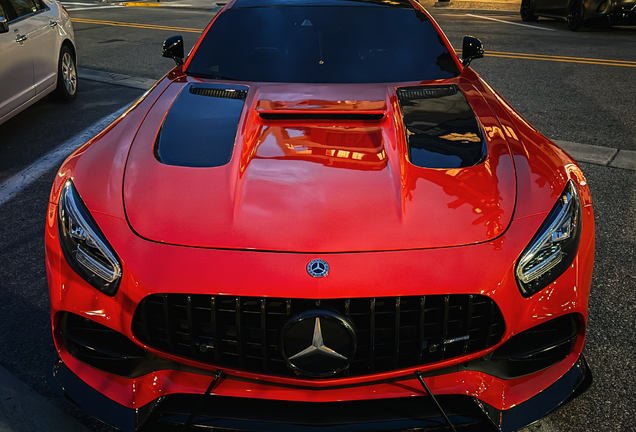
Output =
[{"x1": 51, "y1": 46, "x2": 78, "y2": 101}]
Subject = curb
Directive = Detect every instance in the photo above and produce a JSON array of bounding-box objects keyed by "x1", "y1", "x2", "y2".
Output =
[{"x1": 77, "y1": 67, "x2": 156, "y2": 90}]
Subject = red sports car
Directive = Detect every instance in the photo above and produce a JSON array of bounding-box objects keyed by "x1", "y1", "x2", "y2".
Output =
[{"x1": 46, "y1": 0, "x2": 595, "y2": 431}]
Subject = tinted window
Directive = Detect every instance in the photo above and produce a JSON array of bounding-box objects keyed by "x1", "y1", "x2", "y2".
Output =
[
  {"x1": 187, "y1": 6, "x2": 459, "y2": 83},
  {"x1": 8, "y1": 0, "x2": 39, "y2": 18}
]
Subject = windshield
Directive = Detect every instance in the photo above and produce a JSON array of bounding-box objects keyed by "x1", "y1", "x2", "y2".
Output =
[{"x1": 186, "y1": 6, "x2": 460, "y2": 83}]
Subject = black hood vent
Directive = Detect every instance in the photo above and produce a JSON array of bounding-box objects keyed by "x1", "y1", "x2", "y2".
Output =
[
  {"x1": 190, "y1": 86, "x2": 248, "y2": 100},
  {"x1": 259, "y1": 112, "x2": 385, "y2": 121},
  {"x1": 397, "y1": 86, "x2": 457, "y2": 101},
  {"x1": 397, "y1": 85, "x2": 486, "y2": 169},
  {"x1": 155, "y1": 83, "x2": 249, "y2": 168}
]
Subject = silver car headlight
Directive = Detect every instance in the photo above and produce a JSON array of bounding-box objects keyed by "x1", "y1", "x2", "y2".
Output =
[
  {"x1": 57, "y1": 180, "x2": 122, "y2": 296},
  {"x1": 515, "y1": 180, "x2": 582, "y2": 297}
]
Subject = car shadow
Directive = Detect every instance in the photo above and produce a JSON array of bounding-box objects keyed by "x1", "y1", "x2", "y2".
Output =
[{"x1": 532, "y1": 17, "x2": 636, "y2": 34}]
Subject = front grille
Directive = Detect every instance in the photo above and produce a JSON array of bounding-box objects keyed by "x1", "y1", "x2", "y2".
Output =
[{"x1": 132, "y1": 294, "x2": 504, "y2": 378}]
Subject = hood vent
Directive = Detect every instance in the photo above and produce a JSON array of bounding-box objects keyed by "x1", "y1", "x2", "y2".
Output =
[
  {"x1": 190, "y1": 86, "x2": 248, "y2": 100},
  {"x1": 155, "y1": 83, "x2": 249, "y2": 168},
  {"x1": 397, "y1": 86, "x2": 457, "y2": 101},
  {"x1": 397, "y1": 85, "x2": 486, "y2": 169},
  {"x1": 259, "y1": 112, "x2": 385, "y2": 121}
]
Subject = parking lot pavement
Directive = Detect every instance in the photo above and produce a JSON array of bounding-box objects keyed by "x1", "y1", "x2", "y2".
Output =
[
  {"x1": 0, "y1": 66, "x2": 634, "y2": 432},
  {"x1": 0, "y1": 365, "x2": 90, "y2": 432}
]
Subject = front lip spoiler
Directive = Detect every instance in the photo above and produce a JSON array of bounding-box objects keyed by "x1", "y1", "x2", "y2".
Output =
[
  {"x1": 483, "y1": 355, "x2": 592, "y2": 432},
  {"x1": 47, "y1": 355, "x2": 592, "y2": 432}
]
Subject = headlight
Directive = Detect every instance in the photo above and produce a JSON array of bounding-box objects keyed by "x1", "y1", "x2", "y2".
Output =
[
  {"x1": 57, "y1": 180, "x2": 122, "y2": 296},
  {"x1": 515, "y1": 180, "x2": 582, "y2": 297}
]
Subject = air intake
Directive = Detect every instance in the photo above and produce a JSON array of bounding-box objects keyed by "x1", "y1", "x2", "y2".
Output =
[
  {"x1": 397, "y1": 86, "x2": 457, "y2": 101},
  {"x1": 258, "y1": 112, "x2": 385, "y2": 121},
  {"x1": 190, "y1": 86, "x2": 247, "y2": 100}
]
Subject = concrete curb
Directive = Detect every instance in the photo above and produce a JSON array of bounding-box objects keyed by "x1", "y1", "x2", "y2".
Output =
[
  {"x1": 554, "y1": 140, "x2": 636, "y2": 170},
  {"x1": 77, "y1": 67, "x2": 156, "y2": 91},
  {"x1": 553, "y1": 140, "x2": 618, "y2": 166},
  {"x1": 608, "y1": 149, "x2": 636, "y2": 170},
  {"x1": 0, "y1": 365, "x2": 90, "y2": 432}
]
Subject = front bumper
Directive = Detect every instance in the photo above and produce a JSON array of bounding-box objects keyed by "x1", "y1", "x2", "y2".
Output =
[
  {"x1": 48, "y1": 354, "x2": 592, "y2": 432},
  {"x1": 45, "y1": 165, "x2": 596, "y2": 431}
]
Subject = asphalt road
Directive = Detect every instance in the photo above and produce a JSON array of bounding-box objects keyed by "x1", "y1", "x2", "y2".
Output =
[{"x1": 0, "y1": 5, "x2": 634, "y2": 432}]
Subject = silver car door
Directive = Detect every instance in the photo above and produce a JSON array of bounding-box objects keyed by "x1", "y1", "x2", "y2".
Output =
[
  {"x1": 0, "y1": 0, "x2": 36, "y2": 121},
  {"x1": 13, "y1": 0, "x2": 59, "y2": 94}
]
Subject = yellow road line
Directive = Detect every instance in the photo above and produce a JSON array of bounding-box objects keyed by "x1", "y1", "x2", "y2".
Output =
[
  {"x1": 455, "y1": 48, "x2": 636, "y2": 68},
  {"x1": 70, "y1": 18, "x2": 203, "y2": 33},
  {"x1": 489, "y1": 50, "x2": 636, "y2": 65},
  {"x1": 488, "y1": 53, "x2": 636, "y2": 68},
  {"x1": 124, "y1": 2, "x2": 163, "y2": 6}
]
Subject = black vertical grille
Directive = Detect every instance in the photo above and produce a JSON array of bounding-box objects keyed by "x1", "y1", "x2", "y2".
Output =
[{"x1": 132, "y1": 294, "x2": 504, "y2": 378}]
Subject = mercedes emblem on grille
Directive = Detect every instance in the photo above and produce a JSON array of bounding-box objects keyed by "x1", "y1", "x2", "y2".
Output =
[
  {"x1": 307, "y1": 259, "x2": 329, "y2": 278},
  {"x1": 280, "y1": 309, "x2": 356, "y2": 377}
]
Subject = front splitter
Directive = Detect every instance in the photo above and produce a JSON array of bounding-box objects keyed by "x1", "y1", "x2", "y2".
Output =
[{"x1": 47, "y1": 355, "x2": 592, "y2": 432}]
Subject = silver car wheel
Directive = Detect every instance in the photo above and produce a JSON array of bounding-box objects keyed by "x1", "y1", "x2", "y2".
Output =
[{"x1": 61, "y1": 52, "x2": 77, "y2": 96}]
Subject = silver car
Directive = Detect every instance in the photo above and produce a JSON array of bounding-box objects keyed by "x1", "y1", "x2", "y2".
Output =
[{"x1": 0, "y1": 0, "x2": 77, "y2": 125}]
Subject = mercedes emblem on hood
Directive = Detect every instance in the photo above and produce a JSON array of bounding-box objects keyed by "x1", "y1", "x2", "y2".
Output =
[{"x1": 307, "y1": 259, "x2": 329, "y2": 278}]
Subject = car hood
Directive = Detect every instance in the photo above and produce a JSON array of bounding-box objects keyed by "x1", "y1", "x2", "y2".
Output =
[{"x1": 123, "y1": 79, "x2": 516, "y2": 252}]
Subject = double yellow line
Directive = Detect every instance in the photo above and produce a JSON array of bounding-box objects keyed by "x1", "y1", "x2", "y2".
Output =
[
  {"x1": 487, "y1": 50, "x2": 636, "y2": 68},
  {"x1": 70, "y1": 18, "x2": 203, "y2": 33},
  {"x1": 72, "y1": 18, "x2": 636, "y2": 68}
]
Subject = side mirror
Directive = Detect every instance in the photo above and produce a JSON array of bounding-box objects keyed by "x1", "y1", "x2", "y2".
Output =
[
  {"x1": 462, "y1": 36, "x2": 484, "y2": 67},
  {"x1": 0, "y1": 17, "x2": 9, "y2": 34},
  {"x1": 162, "y1": 35, "x2": 184, "y2": 65}
]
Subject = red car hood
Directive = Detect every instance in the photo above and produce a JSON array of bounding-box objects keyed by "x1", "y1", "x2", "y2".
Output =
[{"x1": 123, "y1": 80, "x2": 516, "y2": 252}]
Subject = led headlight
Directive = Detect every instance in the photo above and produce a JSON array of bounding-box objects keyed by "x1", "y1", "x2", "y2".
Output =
[
  {"x1": 57, "y1": 180, "x2": 122, "y2": 296},
  {"x1": 515, "y1": 180, "x2": 582, "y2": 297}
]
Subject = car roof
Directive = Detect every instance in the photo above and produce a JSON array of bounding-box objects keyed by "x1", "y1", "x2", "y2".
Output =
[{"x1": 231, "y1": 0, "x2": 416, "y2": 9}]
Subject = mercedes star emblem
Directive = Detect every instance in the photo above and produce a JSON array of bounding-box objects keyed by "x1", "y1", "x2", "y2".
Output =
[
  {"x1": 289, "y1": 317, "x2": 347, "y2": 361},
  {"x1": 307, "y1": 259, "x2": 329, "y2": 278},
  {"x1": 280, "y1": 309, "x2": 357, "y2": 377}
]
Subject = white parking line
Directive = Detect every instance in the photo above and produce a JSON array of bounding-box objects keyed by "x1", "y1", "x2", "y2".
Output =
[
  {"x1": 466, "y1": 14, "x2": 557, "y2": 31},
  {"x1": 0, "y1": 106, "x2": 128, "y2": 208}
]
